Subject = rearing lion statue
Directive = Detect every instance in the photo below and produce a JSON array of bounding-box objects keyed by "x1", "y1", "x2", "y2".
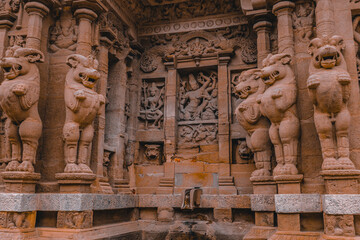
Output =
[
  {"x1": 63, "y1": 54, "x2": 104, "y2": 173},
  {"x1": 235, "y1": 69, "x2": 272, "y2": 178},
  {"x1": 0, "y1": 46, "x2": 44, "y2": 172},
  {"x1": 307, "y1": 35, "x2": 354, "y2": 170}
]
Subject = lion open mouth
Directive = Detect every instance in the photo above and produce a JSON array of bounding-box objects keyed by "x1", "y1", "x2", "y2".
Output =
[
  {"x1": 1, "y1": 64, "x2": 21, "y2": 80},
  {"x1": 262, "y1": 70, "x2": 279, "y2": 85},
  {"x1": 80, "y1": 73, "x2": 98, "y2": 89},
  {"x1": 317, "y1": 51, "x2": 339, "y2": 69}
]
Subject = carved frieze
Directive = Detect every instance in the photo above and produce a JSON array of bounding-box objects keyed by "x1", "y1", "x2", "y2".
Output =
[
  {"x1": 324, "y1": 214, "x2": 355, "y2": 237},
  {"x1": 57, "y1": 211, "x2": 93, "y2": 229},
  {"x1": 178, "y1": 124, "x2": 218, "y2": 145},
  {"x1": 138, "y1": 80, "x2": 165, "y2": 129},
  {"x1": 0, "y1": 212, "x2": 35, "y2": 229}
]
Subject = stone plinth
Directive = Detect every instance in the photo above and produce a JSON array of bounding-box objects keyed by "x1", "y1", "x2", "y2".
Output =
[
  {"x1": 2, "y1": 172, "x2": 40, "y2": 193},
  {"x1": 251, "y1": 176, "x2": 276, "y2": 194},
  {"x1": 321, "y1": 170, "x2": 360, "y2": 194},
  {"x1": 55, "y1": 173, "x2": 96, "y2": 193}
]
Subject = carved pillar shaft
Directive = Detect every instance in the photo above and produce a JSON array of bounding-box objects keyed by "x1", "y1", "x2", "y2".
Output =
[
  {"x1": 75, "y1": 9, "x2": 97, "y2": 56},
  {"x1": 254, "y1": 21, "x2": 272, "y2": 68},
  {"x1": 24, "y1": 1, "x2": 49, "y2": 50},
  {"x1": 272, "y1": 1, "x2": 295, "y2": 55},
  {"x1": 315, "y1": 0, "x2": 335, "y2": 37}
]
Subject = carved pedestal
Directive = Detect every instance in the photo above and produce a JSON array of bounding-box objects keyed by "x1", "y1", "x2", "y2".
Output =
[
  {"x1": 274, "y1": 175, "x2": 303, "y2": 237},
  {"x1": 55, "y1": 173, "x2": 96, "y2": 193},
  {"x1": 244, "y1": 176, "x2": 277, "y2": 240},
  {"x1": 2, "y1": 172, "x2": 40, "y2": 193},
  {"x1": 321, "y1": 170, "x2": 360, "y2": 239},
  {"x1": 218, "y1": 176, "x2": 237, "y2": 195}
]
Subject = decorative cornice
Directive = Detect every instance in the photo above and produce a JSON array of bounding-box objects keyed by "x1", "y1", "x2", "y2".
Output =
[{"x1": 138, "y1": 14, "x2": 247, "y2": 37}]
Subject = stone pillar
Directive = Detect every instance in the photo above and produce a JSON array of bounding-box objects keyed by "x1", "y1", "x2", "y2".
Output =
[
  {"x1": 253, "y1": 20, "x2": 272, "y2": 68},
  {"x1": 74, "y1": 8, "x2": 97, "y2": 56},
  {"x1": 0, "y1": 12, "x2": 16, "y2": 57},
  {"x1": 91, "y1": 38, "x2": 113, "y2": 194},
  {"x1": 157, "y1": 58, "x2": 177, "y2": 194},
  {"x1": 217, "y1": 51, "x2": 236, "y2": 195},
  {"x1": 315, "y1": 0, "x2": 335, "y2": 38},
  {"x1": 24, "y1": 1, "x2": 49, "y2": 50},
  {"x1": 272, "y1": 1, "x2": 295, "y2": 55}
]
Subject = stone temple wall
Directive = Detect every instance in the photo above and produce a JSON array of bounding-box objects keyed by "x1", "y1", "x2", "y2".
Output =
[{"x1": 0, "y1": 0, "x2": 358, "y2": 239}]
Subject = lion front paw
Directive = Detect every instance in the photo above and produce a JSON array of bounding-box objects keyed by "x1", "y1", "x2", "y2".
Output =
[
  {"x1": 78, "y1": 163, "x2": 93, "y2": 173},
  {"x1": 251, "y1": 169, "x2": 271, "y2": 177},
  {"x1": 337, "y1": 73, "x2": 351, "y2": 85},
  {"x1": 238, "y1": 103, "x2": 247, "y2": 112},
  {"x1": 64, "y1": 163, "x2": 80, "y2": 173},
  {"x1": 5, "y1": 160, "x2": 19, "y2": 171},
  {"x1": 271, "y1": 88, "x2": 283, "y2": 99},
  {"x1": 99, "y1": 94, "x2": 105, "y2": 105},
  {"x1": 307, "y1": 76, "x2": 320, "y2": 89},
  {"x1": 17, "y1": 161, "x2": 34, "y2": 172},
  {"x1": 74, "y1": 90, "x2": 86, "y2": 100},
  {"x1": 12, "y1": 84, "x2": 27, "y2": 96}
]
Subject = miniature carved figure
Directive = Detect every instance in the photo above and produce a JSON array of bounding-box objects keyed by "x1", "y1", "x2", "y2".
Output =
[
  {"x1": 0, "y1": 46, "x2": 44, "y2": 172},
  {"x1": 49, "y1": 7, "x2": 78, "y2": 53},
  {"x1": 139, "y1": 81, "x2": 164, "y2": 129},
  {"x1": 179, "y1": 124, "x2": 218, "y2": 145},
  {"x1": 144, "y1": 144, "x2": 161, "y2": 162},
  {"x1": 258, "y1": 53, "x2": 300, "y2": 176},
  {"x1": 293, "y1": 1, "x2": 315, "y2": 42},
  {"x1": 235, "y1": 69, "x2": 272, "y2": 177},
  {"x1": 179, "y1": 72, "x2": 217, "y2": 121},
  {"x1": 238, "y1": 140, "x2": 253, "y2": 161},
  {"x1": 103, "y1": 150, "x2": 111, "y2": 178},
  {"x1": 307, "y1": 35, "x2": 354, "y2": 170},
  {"x1": 63, "y1": 54, "x2": 104, "y2": 173}
]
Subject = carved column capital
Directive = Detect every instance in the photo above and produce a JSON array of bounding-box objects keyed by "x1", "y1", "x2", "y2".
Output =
[
  {"x1": 253, "y1": 20, "x2": 272, "y2": 33},
  {"x1": 24, "y1": 1, "x2": 50, "y2": 18},
  {"x1": 74, "y1": 8, "x2": 98, "y2": 22},
  {"x1": 99, "y1": 36, "x2": 112, "y2": 49},
  {"x1": 218, "y1": 50, "x2": 233, "y2": 66},
  {"x1": 272, "y1": 1, "x2": 295, "y2": 16}
]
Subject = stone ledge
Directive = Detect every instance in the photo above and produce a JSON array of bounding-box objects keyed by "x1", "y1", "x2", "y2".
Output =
[
  {"x1": 322, "y1": 194, "x2": 360, "y2": 215},
  {"x1": 0, "y1": 193, "x2": 37, "y2": 212},
  {"x1": 275, "y1": 194, "x2": 322, "y2": 213},
  {"x1": 251, "y1": 194, "x2": 275, "y2": 211}
]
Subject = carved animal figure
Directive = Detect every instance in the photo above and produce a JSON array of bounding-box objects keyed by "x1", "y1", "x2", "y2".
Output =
[
  {"x1": 307, "y1": 35, "x2": 354, "y2": 170},
  {"x1": 235, "y1": 69, "x2": 272, "y2": 177},
  {"x1": 0, "y1": 47, "x2": 44, "y2": 172},
  {"x1": 63, "y1": 54, "x2": 104, "y2": 173},
  {"x1": 144, "y1": 144, "x2": 161, "y2": 162},
  {"x1": 257, "y1": 53, "x2": 300, "y2": 176}
]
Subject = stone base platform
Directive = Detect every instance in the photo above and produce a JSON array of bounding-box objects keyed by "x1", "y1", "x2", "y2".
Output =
[
  {"x1": 269, "y1": 231, "x2": 321, "y2": 240},
  {"x1": 2, "y1": 171, "x2": 41, "y2": 193},
  {"x1": 55, "y1": 173, "x2": 96, "y2": 193}
]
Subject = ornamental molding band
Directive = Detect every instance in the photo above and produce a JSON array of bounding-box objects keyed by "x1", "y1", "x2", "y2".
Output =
[{"x1": 0, "y1": 0, "x2": 359, "y2": 239}]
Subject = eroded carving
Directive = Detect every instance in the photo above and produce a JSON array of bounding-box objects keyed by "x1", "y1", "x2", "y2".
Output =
[
  {"x1": 307, "y1": 35, "x2": 354, "y2": 170},
  {"x1": 143, "y1": 144, "x2": 163, "y2": 164},
  {"x1": 49, "y1": 7, "x2": 78, "y2": 53},
  {"x1": 258, "y1": 53, "x2": 300, "y2": 176},
  {"x1": 0, "y1": 212, "x2": 33, "y2": 229},
  {"x1": 179, "y1": 124, "x2": 218, "y2": 145},
  {"x1": 324, "y1": 214, "x2": 355, "y2": 237},
  {"x1": 138, "y1": 81, "x2": 164, "y2": 129},
  {"x1": 57, "y1": 211, "x2": 92, "y2": 229},
  {"x1": 293, "y1": 1, "x2": 315, "y2": 42},
  {"x1": 63, "y1": 54, "x2": 104, "y2": 173},
  {"x1": 235, "y1": 69, "x2": 272, "y2": 177},
  {"x1": 0, "y1": 46, "x2": 44, "y2": 172},
  {"x1": 0, "y1": 0, "x2": 20, "y2": 12},
  {"x1": 353, "y1": 16, "x2": 360, "y2": 81}
]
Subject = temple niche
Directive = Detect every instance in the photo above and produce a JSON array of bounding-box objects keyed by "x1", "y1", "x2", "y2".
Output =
[{"x1": 0, "y1": 0, "x2": 360, "y2": 239}]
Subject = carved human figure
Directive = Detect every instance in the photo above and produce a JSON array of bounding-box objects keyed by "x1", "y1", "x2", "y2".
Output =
[
  {"x1": 49, "y1": 7, "x2": 78, "y2": 53},
  {"x1": 235, "y1": 69, "x2": 272, "y2": 177},
  {"x1": 307, "y1": 35, "x2": 354, "y2": 170},
  {"x1": 63, "y1": 54, "x2": 104, "y2": 173},
  {"x1": 293, "y1": 1, "x2": 314, "y2": 42},
  {"x1": 180, "y1": 72, "x2": 217, "y2": 121},
  {"x1": 0, "y1": 46, "x2": 44, "y2": 172},
  {"x1": 139, "y1": 82, "x2": 164, "y2": 128},
  {"x1": 257, "y1": 53, "x2": 300, "y2": 176}
]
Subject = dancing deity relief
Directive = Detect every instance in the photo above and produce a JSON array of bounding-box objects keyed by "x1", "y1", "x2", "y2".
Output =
[
  {"x1": 179, "y1": 71, "x2": 218, "y2": 121},
  {"x1": 307, "y1": 35, "x2": 354, "y2": 170},
  {"x1": 139, "y1": 81, "x2": 164, "y2": 129}
]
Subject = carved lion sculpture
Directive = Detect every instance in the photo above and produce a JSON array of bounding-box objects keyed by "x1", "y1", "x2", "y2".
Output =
[
  {"x1": 63, "y1": 54, "x2": 104, "y2": 173},
  {"x1": 235, "y1": 69, "x2": 272, "y2": 178},
  {"x1": 257, "y1": 53, "x2": 300, "y2": 176},
  {"x1": 144, "y1": 144, "x2": 161, "y2": 162},
  {"x1": 307, "y1": 35, "x2": 354, "y2": 170},
  {"x1": 0, "y1": 47, "x2": 44, "y2": 172}
]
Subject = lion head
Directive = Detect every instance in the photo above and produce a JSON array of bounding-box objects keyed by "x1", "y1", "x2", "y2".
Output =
[
  {"x1": 308, "y1": 35, "x2": 345, "y2": 69},
  {"x1": 0, "y1": 47, "x2": 44, "y2": 80},
  {"x1": 66, "y1": 54, "x2": 100, "y2": 89},
  {"x1": 260, "y1": 53, "x2": 292, "y2": 85},
  {"x1": 144, "y1": 144, "x2": 161, "y2": 161},
  {"x1": 235, "y1": 69, "x2": 264, "y2": 99}
]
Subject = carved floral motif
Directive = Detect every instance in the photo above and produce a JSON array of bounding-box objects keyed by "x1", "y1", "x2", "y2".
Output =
[{"x1": 307, "y1": 35, "x2": 354, "y2": 170}]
